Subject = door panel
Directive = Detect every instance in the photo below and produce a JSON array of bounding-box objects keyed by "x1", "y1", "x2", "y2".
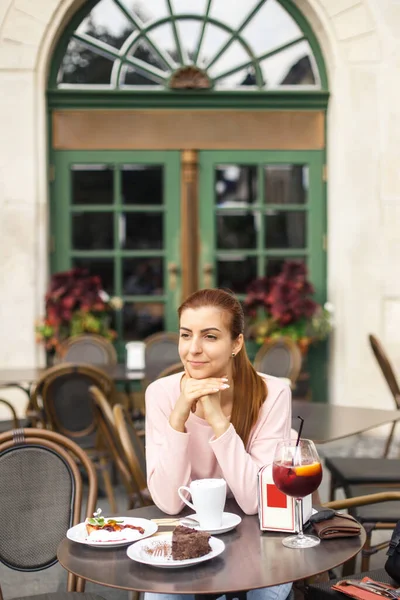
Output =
[
  {"x1": 198, "y1": 150, "x2": 325, "y2": 305},
  {"x1": 52, "y1": 151, "x2": 181, "y2": 354}
]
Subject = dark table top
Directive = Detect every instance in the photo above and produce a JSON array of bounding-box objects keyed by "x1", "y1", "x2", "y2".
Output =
[
  {"x1": 292, "y1": 400, "x2": 400, "y2": 443},
  {"x1": 57, "y1": 500, "x2": 366, "y2": 594},
  {"x1": 0, "y1": 364, "x2": 144, "y2": 384}
]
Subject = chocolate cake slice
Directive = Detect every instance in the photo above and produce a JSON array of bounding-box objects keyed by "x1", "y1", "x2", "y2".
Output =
[{"x1": 171, "y1": 525, "x2": 211, "y2": 560}]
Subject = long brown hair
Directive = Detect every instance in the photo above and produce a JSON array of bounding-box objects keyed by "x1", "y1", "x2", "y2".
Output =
[{"x1": 178, "y1": 288, "x2": 267, "y2": 447}]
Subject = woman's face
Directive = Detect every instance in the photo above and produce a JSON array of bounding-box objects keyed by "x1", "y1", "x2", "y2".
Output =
[{"x1": 179, "y1": 306, "x2": 243, "y2": 379}]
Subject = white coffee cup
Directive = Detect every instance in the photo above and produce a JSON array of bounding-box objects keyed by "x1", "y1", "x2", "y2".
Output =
[{"x1": 178, "y1": 478, "x2": 226, "y2": 530}]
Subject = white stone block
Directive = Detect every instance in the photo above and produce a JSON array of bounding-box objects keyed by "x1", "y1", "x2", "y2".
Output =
[
  {"x1": 0, "y1": 0, "x2": 13, "y2": 29},
  {"x1": 0, "y1": 203, "x2": 38, "y2": 367},
  {"x1": 2, "y1": 7, "x2": 46, "y2": 46},
  {"x1": 319, "y1": 0, "x2": 364, "y2": 17},
  {"x1": 0, "y1": 41, "x2": 37, "y2": 70},
  {"x1": 0, "y1": 72, "x2": 36, "y2": 203},
  {"x1": 13, "y1": 0, "x2": 60, "y2": 23},
  {"x1": 383, "y1": 300, "x2": 400, "y2": 367},
  {"x1": 332, "y1": 4, "x2": 375, "y2": 40},
  {"x1": 341, "y1": 32, "x2": 381, "y2": 62}
]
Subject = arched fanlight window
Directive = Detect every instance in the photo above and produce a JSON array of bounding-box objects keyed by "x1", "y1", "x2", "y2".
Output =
[{"x1": 56, "y1": 0, "x2": 325, "y2": 90}]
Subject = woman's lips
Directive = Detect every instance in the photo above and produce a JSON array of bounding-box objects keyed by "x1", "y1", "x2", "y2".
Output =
[{"x1": 188, "y1": 361, "x2": 207, "y2": 367}]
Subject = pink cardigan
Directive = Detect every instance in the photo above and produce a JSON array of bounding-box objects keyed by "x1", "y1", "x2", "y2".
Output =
[{"x1": 145, "y1": 373, "x2": 292, "y2": 515}]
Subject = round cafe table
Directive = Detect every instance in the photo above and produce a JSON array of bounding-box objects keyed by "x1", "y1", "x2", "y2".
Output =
[{"x1": 57, "y1": 500, "x2": 366, "y2": 595}]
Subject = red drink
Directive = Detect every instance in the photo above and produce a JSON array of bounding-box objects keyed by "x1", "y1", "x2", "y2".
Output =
[{"x1": 272, "y1": 461, "x2": 322, "y2": 498}]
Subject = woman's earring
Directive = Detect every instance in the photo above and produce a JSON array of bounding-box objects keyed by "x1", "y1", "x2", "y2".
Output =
[{"x1": 232, "y1": 352, "x2": 236, "y2": 358}]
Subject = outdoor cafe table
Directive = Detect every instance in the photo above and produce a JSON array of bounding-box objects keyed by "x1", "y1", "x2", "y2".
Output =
[
  {"x1": 57, "y1": 500, "x2": 366, "y2": 595},
  {"x1": 292, "y1": 400, "x2": 400, "y2": 444},
  {"x1": 0, "y1": 365, "x2": 144, "y2": 387}
]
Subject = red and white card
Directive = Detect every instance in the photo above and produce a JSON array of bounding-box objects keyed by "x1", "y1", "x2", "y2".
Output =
[{"x1": 258, "y1": 464, "x2": 313, "y2": 532}]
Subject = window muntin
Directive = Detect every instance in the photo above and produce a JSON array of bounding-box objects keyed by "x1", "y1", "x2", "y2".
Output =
[{"x1": 57, "y1": 0, "x2": 322, "y2": 90}]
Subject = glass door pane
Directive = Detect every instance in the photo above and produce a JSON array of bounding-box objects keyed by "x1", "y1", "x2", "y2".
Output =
[
  {"x1": 199, "y1": 150, "x2": 325, "y2": 305},
  {"x1": 52, "y1": 150, "x2": 181, "y2": 354}
]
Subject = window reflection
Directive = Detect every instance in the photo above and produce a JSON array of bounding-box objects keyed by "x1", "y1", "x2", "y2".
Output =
[
  {"x1": 57, "y1": 0, "x2": 321, "y2": 89},
  {"x1": 73, "y1": 258, "x2": 114, "y2": 294},
  {"x1": 215, "y1": 165, "x2": 257, "y2": 205},
  {"x1": 72, "y1": 213, "x2": 114, "y2": 250},
  {"x1": 217, "y1": 257, "x2": 257, "y2": 292},
  {"x1": 59, "y1": 40, "x2": 113, "y2": 84},
  {"x1": 264, "y1": 165, "x2": 308, "y2": 204},
  {"x1": 265, "y1": 211, "x2": 306, "y2": 249},
  {"x1": 217, "y1": 214, "x2": 257, "y2": 250},
  {"x1": 72, "y1": 165, "x2": 113, "y2": 205},
  {"x1": 123, "y1": 258, "x2": 163, "y2": 296},
  {"x1": 122, "y1": 213, "x2": 163, "y2": 250},
  {"x1": 123, "y1": 302, "x2": 164, "y2": 340},
  {"x1": 122, "y1": 165, "x2": 163, "y2": 205}
]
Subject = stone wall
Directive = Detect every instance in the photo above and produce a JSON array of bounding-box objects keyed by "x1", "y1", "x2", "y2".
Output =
[{"x1": 0, "y1": 0, "x2": 399, "y2": 417}]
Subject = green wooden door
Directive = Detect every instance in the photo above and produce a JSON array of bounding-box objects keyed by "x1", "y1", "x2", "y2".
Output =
[
  {"x1": 52, "y1": 150, "x2": 181, "y2": 357},
  {"x1": 198, "y1": 150, "x2": 327, "y2": 400}
]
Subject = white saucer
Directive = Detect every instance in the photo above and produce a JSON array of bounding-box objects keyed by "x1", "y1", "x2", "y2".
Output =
[{"x1": 181, "y1": 512, "x2": 242, "y2": 535}]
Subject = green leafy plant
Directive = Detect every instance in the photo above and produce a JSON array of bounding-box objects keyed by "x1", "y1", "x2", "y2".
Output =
[
  {"x1": 35, "y1": 268, "x2": 122, "y2": 353},
  {"x1": 244, "y1": 261, "x2": 333, "y2": 353}
]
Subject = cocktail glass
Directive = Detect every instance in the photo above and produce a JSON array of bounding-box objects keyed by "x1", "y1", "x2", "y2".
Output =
[{"x1": 272, "y1": 438, "x2": 323, "y2": 549}]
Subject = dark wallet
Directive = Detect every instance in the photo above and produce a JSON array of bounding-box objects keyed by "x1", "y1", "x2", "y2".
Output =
[{"x1": 310, "y1": 510, "x2": 362, "y2": 539}]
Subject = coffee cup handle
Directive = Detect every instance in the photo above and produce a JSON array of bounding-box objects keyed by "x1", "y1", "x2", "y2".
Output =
[{"x1": 178, "y1": 486, "x2": 195, "y2": 511}]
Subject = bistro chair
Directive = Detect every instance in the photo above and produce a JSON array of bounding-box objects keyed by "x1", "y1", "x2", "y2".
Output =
[
  {"x1": 143, "y1": 331, "x2": 180, "y2": 383},
  {"x1": 0, "y1": 427, "x2": 103, "y2": 598},
  {"x1": 304, "y1": 490, "x2": 400, "y2": 597},
  {"x1": 113, "y1": 403, "x2": 152, "y2": 507},
  {"x1": 0, "y1": 397, "x2": 20, "y2": 431},
  {"x1": 157, "y1": 361, "x2": 184, "y2": 379},
  {"x1": 56, "y1": 333, "x2": 117, "y2": 366},
  {"x1": 253, "y1": 336, "x2": 302, "y2": 386},
  {"x1": 324, "y1": 334, "x2": 400, "y2": 502},
  {"x1": 90, "y1": 386, "x2": 142, "y2": 510},
  {"x1": 29, "y1": 363, "x2": 118, "y2": 513}
]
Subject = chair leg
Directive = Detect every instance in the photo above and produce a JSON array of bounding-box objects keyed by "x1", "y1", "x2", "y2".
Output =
[
  {"x1": 128, "y1": 592, "x2": 139, "y2": 600},
  {"x1": 99, "y1": 457, "x2": 117, "y2": 514},
  {"x1": 329, "y1": 477, "x2": 336, "y2": 501},
  {"x1": 360, "y1": 530, "x2": 372, "y2": 572}
]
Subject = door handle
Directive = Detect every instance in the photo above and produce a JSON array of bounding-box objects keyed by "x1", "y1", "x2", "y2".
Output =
[
  {"x1": 168, "y1": 262, "x2": 180, "y2": 290},
  {"x1": 203, "y1": 263, "x2": 214, "y2": 288}
]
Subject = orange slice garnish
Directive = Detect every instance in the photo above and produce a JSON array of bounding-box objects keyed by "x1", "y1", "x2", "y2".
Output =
[{"x1": 294, "y1": 462, "x2": 321, "y2": 477}]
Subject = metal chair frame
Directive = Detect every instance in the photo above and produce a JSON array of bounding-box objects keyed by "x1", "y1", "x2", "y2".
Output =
[
  {"x1": 323, "y1": 490, "x2": 400, "y2": 573},
  {"x1": 253, "y1": 336, "x2": 303, "y2": 386},
  {"x1": 0, "y1": 428, "x2": 98, "y2": 596},
  {"x1": 143, "y1": 331, "x2": 180, "y2": 383},
  {"x1": 113, "y1": 403, "x2": 152, "y2": 507},
  {"x1": 369, "y1": 334, "x2": 400, "y2": 456},
  {"x1": 326, "y1": 334, "x2": 400, "y2": 503},
  {"x1": 57, "y1": 334, "x2": 117, "y2": 366},
  {"x1": 29, "y1": 364, "x2": 117, "y2": 513},
  {"x1": 157, "y1": 361, "x2": 184, "y2": 379}
]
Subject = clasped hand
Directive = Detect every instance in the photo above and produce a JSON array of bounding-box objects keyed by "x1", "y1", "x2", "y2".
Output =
[{"x1": 169, "y1": 373, "x2": 230, "y2": 437}]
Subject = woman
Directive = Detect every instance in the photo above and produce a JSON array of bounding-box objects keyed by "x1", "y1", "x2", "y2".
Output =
[{"x1": 145, "y1": 288, "x2": 292, "y2": 600}]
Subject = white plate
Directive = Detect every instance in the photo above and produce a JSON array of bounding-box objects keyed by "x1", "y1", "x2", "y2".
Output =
[
  {"x1": 67, "y1": 517, "x2": 158, "y2": 548},
  {"x1": 181, "y1": 512, "x2": 242, "y2": 535},
  {"x1": 127, "y1": 532, "x2": 225, "y2": 568}
]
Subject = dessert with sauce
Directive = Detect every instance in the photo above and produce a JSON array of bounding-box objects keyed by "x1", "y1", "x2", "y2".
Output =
[{"x1": 85, "y1": 508, "x2": 144, "y2": 542}]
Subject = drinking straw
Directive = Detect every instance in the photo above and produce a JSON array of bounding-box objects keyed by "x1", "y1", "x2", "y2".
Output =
[
  {"x1": 292, "y1": 417, "x2": 304, "y2": 466},
  {"x1": 296, "y1": 416, "x2": 304, "y2": 447}
]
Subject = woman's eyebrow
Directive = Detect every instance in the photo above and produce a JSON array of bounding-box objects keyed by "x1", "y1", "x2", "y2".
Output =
[{"x1": 179, "y1": 327, "x2": 222, "y2": 333}]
